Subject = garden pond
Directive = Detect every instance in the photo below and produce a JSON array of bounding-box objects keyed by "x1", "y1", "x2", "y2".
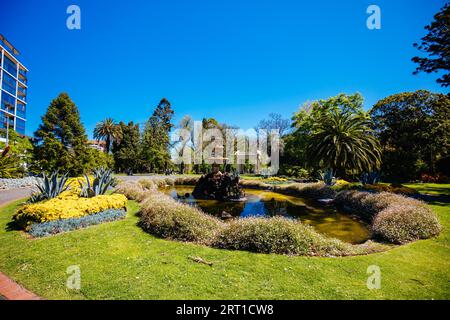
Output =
[{"x1": 163, "y1": 186, "x2": 371, "y2": 244}]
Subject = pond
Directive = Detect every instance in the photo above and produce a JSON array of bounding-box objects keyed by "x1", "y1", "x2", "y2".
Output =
[{"x1": 162, "y1": 186, "x2": 371, "y2": 244}]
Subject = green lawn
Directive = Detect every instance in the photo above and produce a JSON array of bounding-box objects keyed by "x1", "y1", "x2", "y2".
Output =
[
  {"x1": 403, "y1": 183, "x2": 450, "y2": 196},
  {"x1": 0, "y1": 185, "x2": 449, "y2": 299}
]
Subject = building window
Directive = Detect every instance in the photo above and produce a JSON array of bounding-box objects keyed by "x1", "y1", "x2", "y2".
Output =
[
  {"x1": 3, "y1": 55, "x2": 17, "y2": 76},
  {"x1": 0, "y1": 111, "x2": 14, "y2": 131},
  {"x1": 15, "y1": 118, "x2": 25, "y2": 135},
  {"x1": 16, "y1": 101, "x2": 26, "y2": 118},
  {"x1": 1, "y1": 91, "x2": 15, "y2": 113},
  {"x1": 2, "y1": 72, "x2": 17, "y2": 95},
  {"x1": 17, "y1": 85, "x2": 26, "y2": 102}
]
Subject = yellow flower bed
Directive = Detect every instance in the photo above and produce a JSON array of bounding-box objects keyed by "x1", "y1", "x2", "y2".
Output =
[
  {"x1": 65, "y1": 176, "x2": 94, "y2": 194},
  {"x1": 14, "y1": 194, "x2": 127, "y2": 228},
  {"x1": 265, "y1": 177, "x2": 288, "y2": 182}
]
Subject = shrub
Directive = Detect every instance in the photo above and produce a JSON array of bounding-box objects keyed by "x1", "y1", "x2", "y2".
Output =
[
  {"x1": 362, "y1": 184, "x2": 419, "y2": 196},
  {"x1": 164, "y1": 177, "x2": 175, "y2": 186},
  {"x1": 279, "y1": 165, "x2": 310, "y2": 178},
  {"x1": 137, "y1": 179, "x2": 156, "y2": 191},
  {"x1": 420, "y1": 173, "x2": 449, "y2": 183},
  {"x1": 239, "y1": 179, "x2": 269, "y2": 189},
  {"x1": 274, "y1": 182, "x2": 336, "y2": 199},
  {"x1": 174, "y1": 176, "x2": 199, "y2": 185},
  {"x1": 335, "y1": 191, "x2": 421, "y2": 221},
  {"x1": 213, "y1": 217, "x2": 354, "y2": 256},
  {"x1": 0, "y1": 147, "x2": 23, "y2": 178},
  {"x1": 137, "y1": 188, "x2": 386, "y2": 256},
  {"x1": 28, "y1": 209, "x2": 126, "y2": 237},
  {"x1": 139, "y1": 193, "x2": 223, "y2": 243},
  {"x1": 373, "y1": 205, "x2": 441, "y2": 243},
  {"x1": 114, "y1": 181, "x2": 149, "y2": 201},
  {"x1": 13, "y1": 194, "x2": 127, "y2": 228},
  {"x1": 335, "y1": 190, "x2": 441, "y2": 243}
]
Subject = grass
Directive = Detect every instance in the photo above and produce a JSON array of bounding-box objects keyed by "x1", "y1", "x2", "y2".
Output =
[
  {"x1": 0, "y1": 185, "x2": 449, "y2": 299},
  {"x1": 403, "y1": 183, "x2": 450, "y2": 196}
]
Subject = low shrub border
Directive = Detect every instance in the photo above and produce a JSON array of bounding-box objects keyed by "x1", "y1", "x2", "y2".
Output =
[
  {"x1": 116, "y1": 181, "x2": 387, "y2": 256},
  {"x1": 28, "y1": 209, "x2": 127, "y2": 238},
  {"x1": 117, "y1": 178, "x2": 441, "y2": 254},
  {"x1": 335, "y1": 190, "x2": 441, "y2": 243}
]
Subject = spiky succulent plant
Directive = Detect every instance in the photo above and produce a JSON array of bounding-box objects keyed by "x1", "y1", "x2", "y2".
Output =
[
  {"x1": 29, "y1": 171, "x2": 70, "y2": 203},
  {"x1": 79, "y1": 168, "x2": 114, "y2": 197}
]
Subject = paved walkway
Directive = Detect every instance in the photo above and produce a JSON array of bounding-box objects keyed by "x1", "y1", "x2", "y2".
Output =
[
  {"x1": 0, "y1": 188, "x2": 33, "y2": 206},
  {"x1": 0, "y1": 188, "x2": 40, "y2": 300},
  {"x1": 0, "y1": 272, "x2": 40, "y2": 300}
]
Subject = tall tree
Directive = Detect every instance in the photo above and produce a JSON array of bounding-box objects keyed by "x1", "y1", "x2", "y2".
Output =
[
  {"x1": 256, "y1": 113, "x2": 290, "y2": 136},
  {"x1": 306, "y1": 108, "x2": 381, "y2": 177},
  {"x1": 33, "y1": 93, "x2": 90, "y2": 175},
  {"x1": 141, "y1": 98, "x2": 174, "y2": 172},
  {"x1": 412, "y1": 3, "x2": 450, "y2": 87},
  {"x1": 284, "y1": 93, "x2": 367, "y2": 176},
  {"x1": 94, "y1": 118, "x2": 122, "y2": 153},
  {"x1": 112, "y1": 121, "x2": 141, "y2": 173},
  {"x1": 371, "y1": 90, "x2": 450, "y2": 181}
]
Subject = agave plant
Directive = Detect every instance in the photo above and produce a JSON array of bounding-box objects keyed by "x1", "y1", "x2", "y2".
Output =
[
  {"x1": 79, "y1": 168, "x2": 114, "y2": 197},
  {"x1": 360, "y1": 171, "x2": 380, "y2": 185},
  {"x1": 321, "y1": 168, "x2": 335, "y2": 186},
  {"x1": 29, "y1": 171, "x2": 70, "y2": 203}
]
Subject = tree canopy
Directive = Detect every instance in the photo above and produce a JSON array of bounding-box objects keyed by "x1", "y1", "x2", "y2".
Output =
[
  {"x1": 32, "y1": 93, "x2": 91, "y2": 175},
  {"x1": 141, "y1": 98, "x2": 175, "y2": 172},
  {"x1": 112, "y1": 121, "x2": 141, "y2": 173},
  {"x1": 412, "y1": 3, "x2": 450, "y2": 87},
  {"x1": 94, "y1": 118, "x2": 122, "y2": 153},
  {"x1": 370, "y1": 90, "x2": 450, "y2": 181}
]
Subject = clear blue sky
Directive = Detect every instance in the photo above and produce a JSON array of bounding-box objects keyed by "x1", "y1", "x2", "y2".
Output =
[{"x1": 1, "y1": 0, "x2": 448, "y2": 137}]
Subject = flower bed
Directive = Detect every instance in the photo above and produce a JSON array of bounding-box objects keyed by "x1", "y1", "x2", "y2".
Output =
[
  {"x1": 28, "y1": 209, "x2": 126, "y2": 237},
  {"x1": 13, "y1": 193, "x2": 127, "y2": 228}
]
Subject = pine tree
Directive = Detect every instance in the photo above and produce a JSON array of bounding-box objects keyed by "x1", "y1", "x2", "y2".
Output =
[
  {"x1": 112, "y1": 121, "x2": 141, "y2": 173},
  {"x1": 141, "y1": 98, "x2": 174, "y2": 172},
  {"x1": 33, "y1": 93, "x2": 89, "y2": 175}
]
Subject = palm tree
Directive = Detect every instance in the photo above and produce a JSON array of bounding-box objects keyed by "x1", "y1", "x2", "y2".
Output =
[
  {"x1": 306, "y1": 109, "x2": 382, "y2": 177},
  {"x1": 93, "y1": 118, "x2": 122, "y2": 153}
]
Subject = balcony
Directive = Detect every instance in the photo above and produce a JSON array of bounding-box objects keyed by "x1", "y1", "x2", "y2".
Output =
[
  {"x1": 1, "y1": 101, "x2": 15, "y2": 114},
  {"x1": 0, "y1": 35, "x2": 20, "y2": 58},
  {"x1": 18, "y1": 70, "x2": 27, "y2": 85},
  {"x1": 18, "y1": 86, "x2": 27, "y2": 98}
]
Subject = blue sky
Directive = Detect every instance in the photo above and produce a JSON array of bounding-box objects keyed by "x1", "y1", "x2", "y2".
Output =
[{"x1": 1, "y1": 0, "x2": 448, "y2": 137}]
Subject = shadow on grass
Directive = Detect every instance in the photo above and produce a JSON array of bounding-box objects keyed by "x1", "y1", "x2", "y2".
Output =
[
  {"x1": 5, "y1": 220, "x2": 21, "y2": 232},
  {"x1": 417, "y1": 194, "x2": 450, "y2": 206},
  {"x1": 417, "y1": 186, "x2": 450, "y2": 196}
]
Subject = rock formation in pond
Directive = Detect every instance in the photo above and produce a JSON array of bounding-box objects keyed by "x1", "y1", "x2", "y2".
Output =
[{"x1": 192, "y1": 166, "x2": 245, "y2": 201}]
